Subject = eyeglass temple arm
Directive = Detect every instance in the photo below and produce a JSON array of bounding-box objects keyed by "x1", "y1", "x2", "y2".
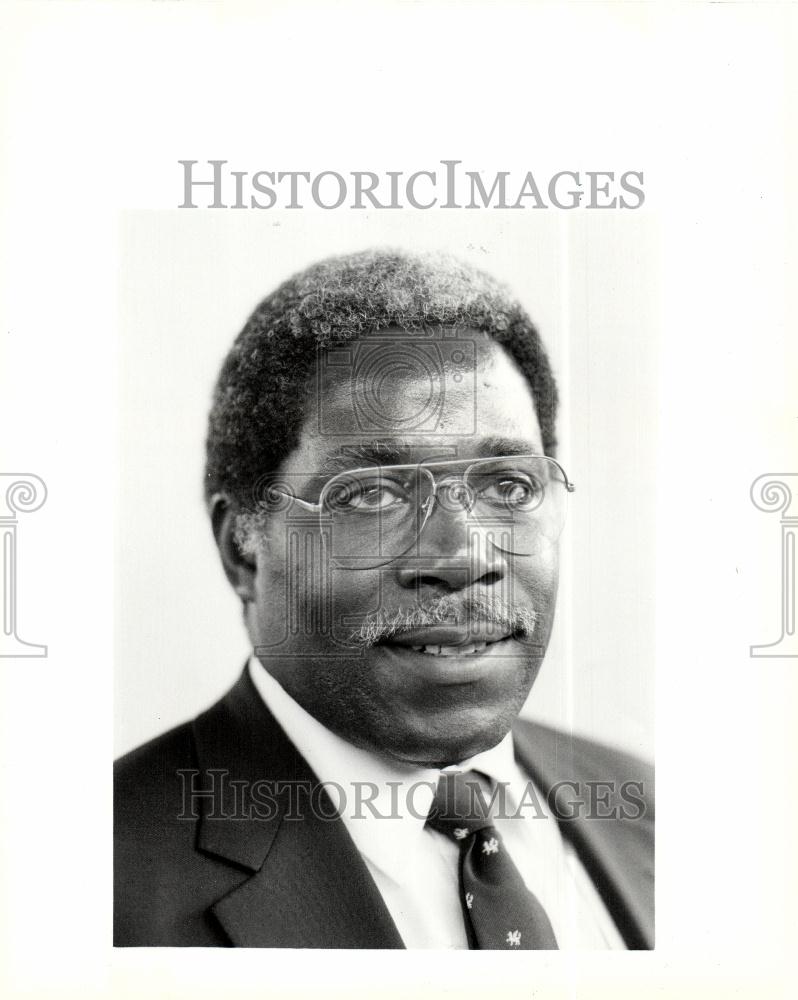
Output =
[
  {"x1": 271, "y1": 489, "x2": 321, "y2": 512},
  {"x1": 549, "y1": 458, "x2": 576, "y2": 493}
]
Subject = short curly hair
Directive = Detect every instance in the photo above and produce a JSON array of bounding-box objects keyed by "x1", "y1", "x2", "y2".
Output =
[{"x1": 205, "y1": 248, "x2": 559, "y2": 510}]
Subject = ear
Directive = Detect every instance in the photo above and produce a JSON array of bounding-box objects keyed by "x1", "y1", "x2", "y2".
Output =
[{"x1": 209, "y1": 493, "x2": 258, "y2": 604}]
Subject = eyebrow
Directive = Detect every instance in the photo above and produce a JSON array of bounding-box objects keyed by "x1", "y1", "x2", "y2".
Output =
[
  {"x1": 316, "y1": 436, "x2": 542, "y2": 476},
  {"x1": 475, "y1": 436, "x2": 542, "y2": 459},
  {"x1": 316, "y1": 441, "x2": 411, "y2": 476}
]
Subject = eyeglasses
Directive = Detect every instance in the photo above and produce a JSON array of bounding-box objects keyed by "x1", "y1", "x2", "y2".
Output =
[{"x1": 271, "y1": 454, "x2": 575, "y2": 570}]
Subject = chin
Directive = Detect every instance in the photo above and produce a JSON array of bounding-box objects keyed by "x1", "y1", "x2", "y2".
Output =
[{"x1": 381, "y1": 704, "x2": 520, "y2": 768}]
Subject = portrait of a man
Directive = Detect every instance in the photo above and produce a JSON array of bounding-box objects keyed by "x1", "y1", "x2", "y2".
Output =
[{"x1": 114, "y1": 248, "x2": 654, "y2": 949}]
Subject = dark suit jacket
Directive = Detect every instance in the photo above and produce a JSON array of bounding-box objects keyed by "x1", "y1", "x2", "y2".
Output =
[{"x1": 114, "y1": 667, "x2": 654, "y2": 948}]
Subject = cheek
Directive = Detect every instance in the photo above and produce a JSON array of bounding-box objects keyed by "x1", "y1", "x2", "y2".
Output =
[
  {"x1": 534, "y1": 543, "x2": 560, "y2": 589},
  {"x1": 512, "y1": 543, "x2": 560, "y2": 608},
  {"x1": 328, "y1": 568, "x2": 388, "y2": 642},
  {"x1": 254, "y1": 529, "x2": 385, "y2": 638}
]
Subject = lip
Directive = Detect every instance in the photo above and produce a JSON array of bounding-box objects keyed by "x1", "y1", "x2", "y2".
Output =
[
  {"x1": 376, "y1": 634, "x2": 519, "y2": 684},
  {"x1": 382, "y1": 624, "x2": 512, "y2": 648}
]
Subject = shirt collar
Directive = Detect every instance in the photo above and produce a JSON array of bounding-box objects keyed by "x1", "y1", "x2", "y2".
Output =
[
  {"x1": 246, "y1": 654, "x2": 522, "y2": 885},
  {"x1": 458, "y1": 729, "x2": 520, "y2": 789},
  {"x1": 247, "y1": 655, "x2": 437, "y2": 885}
]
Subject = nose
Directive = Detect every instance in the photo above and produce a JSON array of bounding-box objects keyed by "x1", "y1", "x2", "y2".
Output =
[{"x1": 394, "y1": 494, "x2": 510, "y2": 594}]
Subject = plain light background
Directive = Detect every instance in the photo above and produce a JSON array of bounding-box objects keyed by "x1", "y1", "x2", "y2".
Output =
[
  {"x1": 2, "y1": 1, "x2": 797, "y2": 998},
  {"x1": 115, "y1": 209, "x2": 658, "y2": 761}
]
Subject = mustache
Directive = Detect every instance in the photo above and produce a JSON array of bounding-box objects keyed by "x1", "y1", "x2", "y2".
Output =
[{"x1": 348, "y1": 593, "x2": 537, "y2": 648}]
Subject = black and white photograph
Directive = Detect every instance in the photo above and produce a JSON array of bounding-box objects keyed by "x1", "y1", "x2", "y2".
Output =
[
  {"x1": 114, "y1": 212, "x2": 656, "y2": 949},
  {"x1": 1, "y1": 2, "x2": 796, "y2": 998}
]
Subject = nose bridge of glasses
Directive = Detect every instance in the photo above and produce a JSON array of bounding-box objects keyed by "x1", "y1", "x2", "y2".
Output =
[
  {"x1": 420, "y1": 474, "x2": 508, "y2": 557},
  {"x1": 429, "y1": 470, "x2": 475, "y2": 513}
]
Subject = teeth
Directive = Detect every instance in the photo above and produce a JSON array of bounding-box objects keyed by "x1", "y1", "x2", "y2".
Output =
[{"x1": 414, "y1": 642, "x2": 489, "y2": 656}]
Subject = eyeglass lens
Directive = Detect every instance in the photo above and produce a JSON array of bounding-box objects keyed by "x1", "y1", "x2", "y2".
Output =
[{"x1": 319, "y1": 457, "x2": 569, "y2": 570}]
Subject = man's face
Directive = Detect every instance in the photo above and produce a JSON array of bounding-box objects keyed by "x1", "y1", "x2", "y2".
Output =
[{"x1": 247, "y1": 328, "x2": 560, "y2": 767}]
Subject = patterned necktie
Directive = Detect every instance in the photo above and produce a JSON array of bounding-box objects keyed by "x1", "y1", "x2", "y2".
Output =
[{"x1": 426, "y1": 769, "x2": 559, "y2": 950}]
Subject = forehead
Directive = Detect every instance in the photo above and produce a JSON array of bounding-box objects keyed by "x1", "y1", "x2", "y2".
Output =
[{"x1": 288, "y1": 327, "x2": 543, "y2": 473}]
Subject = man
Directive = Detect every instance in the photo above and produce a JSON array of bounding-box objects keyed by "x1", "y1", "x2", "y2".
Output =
[{"x1": 114, "y1": 249, "x2": 654, "y2": 949}]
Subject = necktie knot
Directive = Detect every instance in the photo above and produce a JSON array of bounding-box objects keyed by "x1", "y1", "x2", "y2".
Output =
[{"x1": 426, "y1": 770, "x2": 495, "y2": 841}]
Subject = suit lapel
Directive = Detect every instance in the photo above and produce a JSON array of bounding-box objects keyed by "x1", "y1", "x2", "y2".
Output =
[
  {"x1": 512, "y1": 719, "x2": 655, "y2": 950},
  {"x1": 210, "y1": 795, "x2": 405, "y2": 948},
  {"x1": 190, "y1": 668, "x2": 653, "y2": 949},
  {"x1": 192, "y1": 668, "x2": 404, "y2": 948}
]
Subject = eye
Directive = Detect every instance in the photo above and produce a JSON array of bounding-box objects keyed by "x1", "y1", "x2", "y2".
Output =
[
  {"x1": 326, "y1": 478, "x2": 410, "y2": 514},
  {"x1": 478, "y1": 475, "x2": 544, "y2": 511}
]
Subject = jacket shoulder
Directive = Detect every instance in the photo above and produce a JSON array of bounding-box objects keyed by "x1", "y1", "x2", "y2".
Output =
[
  {"x1": 114, "y1": 720, "x2": 201, "y2": 833},
  {"x1": 115, "y1": 720, "x2": 196, "y2": 781},
  {"x1": 513, "y1": 717, "x2": 654, "y2": 799}
]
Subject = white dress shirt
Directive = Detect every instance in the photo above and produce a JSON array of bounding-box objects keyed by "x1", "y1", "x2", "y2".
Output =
[{"x1": 248, "y1": 655, "x2": 626, "y2": 949}]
